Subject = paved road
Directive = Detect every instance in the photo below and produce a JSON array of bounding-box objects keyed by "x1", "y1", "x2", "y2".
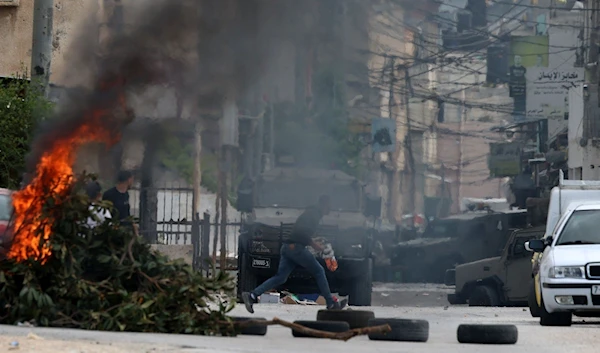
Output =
[{"x1": 2, "y1": 304, "x2": 600, "y2": 352}]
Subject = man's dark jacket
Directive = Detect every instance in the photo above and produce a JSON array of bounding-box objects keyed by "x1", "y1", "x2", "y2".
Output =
[{"x1": 286, "y1": 206, "x2": 323, "y2": 246}]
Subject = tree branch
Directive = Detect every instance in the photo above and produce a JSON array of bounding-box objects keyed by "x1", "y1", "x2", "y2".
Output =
[{"x1": 227, "y1": 317, "x2": 391, "y2": 341}]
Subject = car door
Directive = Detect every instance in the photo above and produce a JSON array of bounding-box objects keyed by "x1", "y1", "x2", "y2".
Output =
[{"x1": 504, "y1": 230, "x2": 543, "y2": 301}]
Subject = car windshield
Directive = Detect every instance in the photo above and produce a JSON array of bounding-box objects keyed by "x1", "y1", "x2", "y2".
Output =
[
  {"x1": 0, "y1": 194, "x2": 12, "y2": 221},
  {"x1": 556, "y1": 210, "x2": 600, "y2": 245}
]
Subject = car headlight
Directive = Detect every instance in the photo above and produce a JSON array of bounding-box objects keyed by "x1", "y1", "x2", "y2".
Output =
[{"x1": 548, "y1": 266, "x2": 585, "y2": 279}]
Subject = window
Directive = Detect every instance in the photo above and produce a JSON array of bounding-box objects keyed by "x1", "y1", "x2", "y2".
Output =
[{"x1": 556, "y1": 210, "x2": 600, "y2": 245}]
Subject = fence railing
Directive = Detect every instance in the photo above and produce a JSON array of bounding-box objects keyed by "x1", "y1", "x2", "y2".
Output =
[{"x1": 130, "y1": 185, "x2": 242, "y2": 272}]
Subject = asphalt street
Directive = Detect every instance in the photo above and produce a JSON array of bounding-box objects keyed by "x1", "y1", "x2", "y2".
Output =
[{"x1": 1, "y1": 284, "x2": 599, "y2": 352}]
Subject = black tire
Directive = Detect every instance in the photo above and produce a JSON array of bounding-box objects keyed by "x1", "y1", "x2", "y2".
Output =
[
  {"x1": 528, "y1": 281, "x2": 540, "y2": 318},
  {"x1": 457, "y1": 324, "x2": 518, "y2": 344},
  {"x1": 231, "y1": 316, "x2": 268, "y2": 336},
  {"x1": 291, "y1": 320, "x2": 350, "y2": 338},
  {"x1": 237, "y1": 253, "x2": 257, "y2": 300},
  {"x1": 539, "y1": 294, "x2": 572, "y2": 326},
  {"x1": 448, "y1": 293, "x2": 467, "y2": 305},
  {"x1": 368, "y1": 318, "x2": 429, "y2": 342},
  {"x1": 348, "y1": 258, "x2": 373, "y2": 306},
  {"x1": 468, "y1": 285, "x2": 500, "y2": 307},
  {"x1": 317, "y1": 309, "x2": 375, "y2": 329}
]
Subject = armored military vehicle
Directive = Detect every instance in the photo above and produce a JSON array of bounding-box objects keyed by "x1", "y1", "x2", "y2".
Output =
[
  {"x1": 390, "y1": 208, "x2": 528, "y2": 283},
  {"x1": 236, "y1": 167, "x2": 375, "y2": 306},
  {"x1": 445, "y1": 226, "x2": 544, "y2": 306}
]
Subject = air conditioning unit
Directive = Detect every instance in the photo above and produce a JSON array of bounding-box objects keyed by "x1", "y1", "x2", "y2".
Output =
[{"x1": 0, "y1": 0, "x2": 20, "y2": 6}]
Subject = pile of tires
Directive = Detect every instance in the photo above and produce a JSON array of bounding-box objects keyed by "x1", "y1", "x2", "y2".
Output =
[{"x1": 230, "y1": 308, "x2": 518, "y2": 345}]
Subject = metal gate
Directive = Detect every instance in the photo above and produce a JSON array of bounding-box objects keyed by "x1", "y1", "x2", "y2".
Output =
[{"x1": 131, "y1": 185, "x2": 241, "y2": 272}]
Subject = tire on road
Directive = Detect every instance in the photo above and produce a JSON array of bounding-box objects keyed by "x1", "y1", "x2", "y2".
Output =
[
  {"x1": 528, "y1": 280, "x2": 540, "y2": 318},
  {"x1": 457, "y1": 324, "x2": 518, "y2": 344},
  {"x1": 348, "y1": 258, "x2": 373, "y2": 306},
  {"x1": 447, "y1": 293, "x2": 467, "y2": 305},
  {"x1": 367, "y1": 318, "x2": 429, "y2": 342},
  {"x1": 291, "y1": 320, "x2": 350, "y2": 338},
  {"x1": 231, "y1": 316, "x2": 268, "y2": 336},
  {"x1": 317, "y1": 309, "x2": 375, "y2": 329},
  {"x1": 468, "y1": 285, "x2": 500, "y2": 307},
  {"x1": 539, "y1": 295, "x2": 572, "y2": 326}
]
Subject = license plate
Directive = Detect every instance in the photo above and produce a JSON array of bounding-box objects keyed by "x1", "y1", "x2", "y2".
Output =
[
  {"x1": 252, "y1": 257, "x2": 271, "y2": 269},
  {"x1": 592, "y1": 285, "x2": 600, "y2": 295}
]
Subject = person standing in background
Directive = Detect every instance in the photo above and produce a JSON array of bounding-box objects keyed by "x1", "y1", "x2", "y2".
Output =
[
  {"x1": 102, "y1": 170, "x2": 138, "y2": 235},
  {"x1": 85, "y1": 181, "x2": 112, "y2": 229}
]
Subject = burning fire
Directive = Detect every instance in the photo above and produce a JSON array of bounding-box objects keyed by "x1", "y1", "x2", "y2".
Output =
[{"x1": 8, "y1": 83, "x2": 127, "y2": 263}]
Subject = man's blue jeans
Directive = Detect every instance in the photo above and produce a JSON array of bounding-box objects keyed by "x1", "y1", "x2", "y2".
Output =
[{"x1": 251, "y1": 243, "x2": 335, "y2": 307}]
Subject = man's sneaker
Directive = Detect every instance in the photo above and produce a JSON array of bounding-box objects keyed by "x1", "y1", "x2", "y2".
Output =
[
  {"x1": 241, "y1": 292, "x2": 257, "y2": 314},
  {"x1": 327, "y1": 298, "x2": 348, "y2": 310}
]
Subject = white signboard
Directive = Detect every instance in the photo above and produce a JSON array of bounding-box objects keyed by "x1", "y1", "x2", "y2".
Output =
[{"x1": 526, "y1": 67, "x2": 584, "y2": 140}]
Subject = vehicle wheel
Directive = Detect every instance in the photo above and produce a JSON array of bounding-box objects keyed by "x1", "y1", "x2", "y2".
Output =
[
  {"x1": 447, "y1": 293, "x2": 467, "y2": 305},
  {"x1": 237, "y1": 253, "x2": 257, "y2": 300},
  {"x1": 539, "y1": 294, "x2": 572, "y2": 326},
  {"x1": 528, "y1": 281, "x2": 540, "y2": 318},
  {"x1": 316, "y1": 309, "x2": 375, "y2": 329},
  {"x1": 231, "y1": 316, "x2": 268, "y2": 336},
  {"x1": 457, "y1": 324, "x2": 518, "y2": 344},
  {"x1": 291, "y1": 320, "x2": 350, "y2": 338},
  {"x1": 468, "y1": 285, "x2": 500, "y2": 307},
  {"x1": 348, "y1": 258, "x2": 373, "y2": 306},
  {"x1": 367, "y1": 318, "x2": 429, "y2": 342}
]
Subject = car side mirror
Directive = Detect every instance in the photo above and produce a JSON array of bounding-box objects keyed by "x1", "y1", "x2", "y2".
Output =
[{"x1": 525, "y1": 239, "x2": 545, "y2": 253}]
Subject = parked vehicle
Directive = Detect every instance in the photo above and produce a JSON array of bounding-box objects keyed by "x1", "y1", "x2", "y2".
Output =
[
  {"x1": 527, "y1": 171, "x2": 600, "y2": 320},
  {"x1": 526, "y1": 202, "x2": 600, "y2": 326},
  {"x1": 236, "y1": 167, "x2": 375, "y2": 306},
  {"x1": 445, "y1": 226, "x2": 544, "y2": 306},
  {"x1": 0, "y1": 189, "x2": 13, "y2": 259}
]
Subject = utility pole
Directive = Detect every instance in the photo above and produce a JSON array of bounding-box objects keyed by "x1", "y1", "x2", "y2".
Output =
[
  {"x1": 192, "y1": 121, "x2": 203, "y2": 218},
  {"x1": 404, "y1": 68, "x2": 417, "y2": 220},
  {"x1": 459, "y1": 90, "x2": 466, "y2": 204},
  {"x1": 437, "y1": 163, "x2": 445, "y2": 218},
  {"x1": 388, "y1": 56, "x2": 401, "y2": 222},
  {"x1": 31, "y1": 0, "x2": 54, "y2": 97}
]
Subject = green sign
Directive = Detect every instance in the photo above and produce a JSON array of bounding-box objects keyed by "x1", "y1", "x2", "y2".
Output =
[{"x1": 489, "y1": 142, "x2": 522, "y2": 177}]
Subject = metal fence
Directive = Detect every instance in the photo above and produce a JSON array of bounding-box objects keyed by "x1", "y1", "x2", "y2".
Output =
[{"x1": 130, "y1": 184, "x2": 242, "y2": 271}]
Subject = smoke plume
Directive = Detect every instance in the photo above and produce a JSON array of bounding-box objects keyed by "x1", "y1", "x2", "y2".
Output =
[{"x1": 26, "y1": 0, "x2": 319, "y2": 178}]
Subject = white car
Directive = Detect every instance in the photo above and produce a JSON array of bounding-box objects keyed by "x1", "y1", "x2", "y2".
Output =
[{"x1": 526, "y1": 203, "x2": 600, "y2": 326}]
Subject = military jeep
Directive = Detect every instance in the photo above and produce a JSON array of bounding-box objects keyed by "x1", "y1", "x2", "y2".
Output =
[
  {"x1": 236, "y1": 167, "x2": 375, "y2": 306},
  {"x1": 445, "y1": 226, "x2": 544, "y2": 306},
  {"x1": 390, "y1": 209, "x2": 528, "y2": 283}
]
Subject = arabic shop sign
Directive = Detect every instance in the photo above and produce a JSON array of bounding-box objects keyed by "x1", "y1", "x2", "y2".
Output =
[
  {"x1": 489, "y1": 142, "x2": 522, "y2": 177},
  {"x1": 526, "y1": 67, "x2": 583, "y2": 141},
  {"x1": 526, "y1": 67, "x2": 584, "y2": 120}
]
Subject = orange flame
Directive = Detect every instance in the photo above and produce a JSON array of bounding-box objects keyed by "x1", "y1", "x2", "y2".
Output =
[{"x1": 8, "y1": 84, "x2": 127, "y2": 263}]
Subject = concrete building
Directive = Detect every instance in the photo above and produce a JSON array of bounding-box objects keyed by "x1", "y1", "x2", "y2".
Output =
[
  {"x1": 364, "y1": 0, "x2": 442, "y2": 225},
  {"x1": 0, "y1": 1, "x2": 102, "y2": 86},
  {"x1": 568, "y1": 84, "x2": 600, "y2": 180},
  {"x1": 433, "y1": 51, "x2": 511, "y2": 214}
]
